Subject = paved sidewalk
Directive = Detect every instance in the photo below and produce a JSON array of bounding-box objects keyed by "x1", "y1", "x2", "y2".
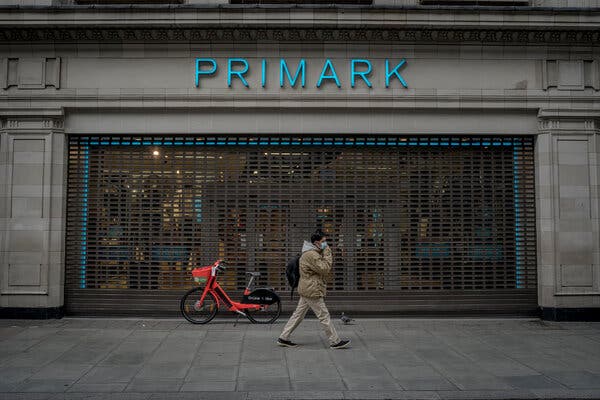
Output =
[{"x1": 0, "y1": 317, "x2": 599, "y2": 400}]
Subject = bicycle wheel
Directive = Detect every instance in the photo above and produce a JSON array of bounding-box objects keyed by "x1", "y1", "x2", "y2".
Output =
[
  {"x1": 246, "y1": 299, "x2": 281, "y2": 324},
  {"x1": 180, "y1": 287, "x2": 218, "y2": 324}
]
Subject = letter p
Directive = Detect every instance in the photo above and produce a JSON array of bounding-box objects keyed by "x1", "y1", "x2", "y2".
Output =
[{"x1": 195, "y1": 58, "x2": 217, "y2": 88}]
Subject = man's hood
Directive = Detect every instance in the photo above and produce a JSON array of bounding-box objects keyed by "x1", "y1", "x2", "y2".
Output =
[{"x1": 302, "y1": 240, "x2": 319, "y2": 253}]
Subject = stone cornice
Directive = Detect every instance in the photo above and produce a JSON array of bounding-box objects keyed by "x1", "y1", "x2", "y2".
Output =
[
  {"x1": 0, "y1": 8, "x2": 599, "y2": 43},
  {"x1": 1, "y1": 6, "x2": 599, "y2": 27},
  {"x1": 538, "y1": 109, "x2": 600, "y2": 119},
  {"x1": 0, "y1": 107, "x2": 64, "y2": 118},
  {"x1": 1, "y1": 93, "x2": 599, "y2": 110}
]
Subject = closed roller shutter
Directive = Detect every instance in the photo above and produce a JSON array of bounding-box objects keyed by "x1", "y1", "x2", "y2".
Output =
[{"x1": 65, "y1": 135, "x2": 537, "y2": 316}]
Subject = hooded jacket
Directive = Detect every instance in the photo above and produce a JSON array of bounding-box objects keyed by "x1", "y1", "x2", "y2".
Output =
[{"x1": 297, "y1": 241, "x2": 333, "y2": 299}]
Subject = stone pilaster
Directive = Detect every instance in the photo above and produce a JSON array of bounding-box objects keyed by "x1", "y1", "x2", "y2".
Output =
[
  {"x1": 536, "y1": 111, "x2": 600, "y2": 320},
  {"x1": 0, "y1": 110, "x2": 66, "y2": 317}
]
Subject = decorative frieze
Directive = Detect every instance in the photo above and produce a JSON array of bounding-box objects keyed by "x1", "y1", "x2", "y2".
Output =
[{"x1": 0, "y1": 27, "x2": 598, "y2": 44}]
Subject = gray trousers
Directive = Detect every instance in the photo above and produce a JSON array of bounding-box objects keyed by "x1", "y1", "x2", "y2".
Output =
[{"x1": 280, "y1": 296, "x2": 340, "y2": 345}]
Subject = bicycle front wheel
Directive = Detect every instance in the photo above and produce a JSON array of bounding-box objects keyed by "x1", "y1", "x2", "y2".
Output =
[
  {"x1": 180, "y1": 287, "x2": 218, "y2": 324},
  {"x1": 246, "y1": 299, "x2": 281, "y2": 324}
]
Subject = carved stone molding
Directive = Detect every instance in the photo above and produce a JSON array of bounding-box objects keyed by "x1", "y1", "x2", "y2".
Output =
[
  {"x1": 539, "y1": 119, "x2": 560, "y2": 131},
  {"x1": 583, "y1": 120, "x2": 596, "y2": 130},
  {"x1": 538, "y1": 112, "x2": 600, "y2": 134},
  {"x1": 0, "y1": 27, "x2": 598, "y2": 44},
  {"x1": 1, "y1": 115, "x2": 65, "y2": 133}
]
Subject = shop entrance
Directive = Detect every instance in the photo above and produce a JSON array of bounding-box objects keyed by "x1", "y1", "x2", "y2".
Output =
[{"x1": 65, "y1": 135, "x2": 537, "y2": 316}]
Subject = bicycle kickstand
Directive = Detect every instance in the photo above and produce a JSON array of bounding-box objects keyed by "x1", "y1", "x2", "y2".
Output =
[{"x1": 233, "y1": 310, "x2": 246, "y2": 327}]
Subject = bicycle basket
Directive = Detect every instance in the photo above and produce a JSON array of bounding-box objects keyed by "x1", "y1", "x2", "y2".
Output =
[{"x1": 191, "y1": 266, "x2": 211, "y2": 284}]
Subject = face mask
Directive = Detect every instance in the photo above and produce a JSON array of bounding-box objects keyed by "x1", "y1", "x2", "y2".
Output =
[{"x1": 320, "y1": 241, "x2": 328, "y2": 250}]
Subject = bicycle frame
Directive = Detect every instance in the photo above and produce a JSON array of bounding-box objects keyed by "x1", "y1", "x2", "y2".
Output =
[{"x1": 197, "y1": 265, "x2": 266, "y2": 317}]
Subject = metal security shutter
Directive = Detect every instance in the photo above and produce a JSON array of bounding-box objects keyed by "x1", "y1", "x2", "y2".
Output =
[{"x1": 65, "y1": 135, "x2": 537, "y2": 316}]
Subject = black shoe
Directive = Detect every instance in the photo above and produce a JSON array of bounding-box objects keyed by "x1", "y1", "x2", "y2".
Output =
[
  {"x1": 330, "y1": 339, "x2": 351, "y2": 349},
  {"x1": 277, "y1": 338, "x2": 298, "y2": 347}
]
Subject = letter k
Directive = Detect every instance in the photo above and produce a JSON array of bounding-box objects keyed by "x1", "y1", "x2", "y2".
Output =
[{"x1": 385, "y1": 59, "x2": 408, "y2": 88}]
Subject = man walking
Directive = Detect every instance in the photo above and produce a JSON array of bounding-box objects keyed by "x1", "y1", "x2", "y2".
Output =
[{"x1": 277, "y1": 230, "x2": 351, "y2": 349}]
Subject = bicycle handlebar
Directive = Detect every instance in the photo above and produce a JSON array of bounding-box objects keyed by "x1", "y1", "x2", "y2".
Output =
[{"x1": 214, "y1": 260, "x2": 227, "y2": 274}]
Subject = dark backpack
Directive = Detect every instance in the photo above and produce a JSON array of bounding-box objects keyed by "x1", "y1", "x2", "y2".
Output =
[{"x1": 285, "y1": 255, "x2": 301, "y2": 300}]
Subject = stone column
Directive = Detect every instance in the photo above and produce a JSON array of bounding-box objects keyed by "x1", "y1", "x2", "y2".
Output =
[
  {"x1": 536, "y1": 113, "x2": 600, "y2": 320},
  {"x1": 0, "y1": 111, "x2": 66, "y2": 318}
]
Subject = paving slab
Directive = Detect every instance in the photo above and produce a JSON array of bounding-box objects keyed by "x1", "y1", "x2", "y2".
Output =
[
  {"x1": 134, "y1": 362, "x2": 192, "y2": 379},
  {"x1": 180, "y1": 381, "x2": 237, "y2": 391},
  {"x1": 530, "y1": 389, "x2": 600, "y2": 399},
  {"x1": 0, "y1": 394, "x2": 53, "y2": 400},
  {"x1": 0, "y1": 318, "x2": 599, "y2": 399},
  {"x1": 77, "y1": 365, "x2": 143, "y2": 384},
  {"x1": 184, "y1": 364, "x2": 238, "y2": 381},
  {"x1": 436, "y1": 390, "x2": 538, "y2": 399},
  {"x1": 194, "y1": 351, "x2": 241, "y2": 366},
  {"x1": 148, "y1": 393, "x2": 246, "y2": 400},
  {"x1": 501, "y1": 375, "x2": 567, "y2": 390},
  {"x1": 246, "y1": 390, "x2": 344, "y2": 400},
  {"x1": 29, "y1": 363, "x2": 93, "y2": 381},
  {"x1": 542, "y1": 370, "x2": 600, "y2": 389},
  {"x1": 0, "y1": 365, "x2": 39, "y2": 385},
  {"x1": 397, "y1": 377, "x2": 458, "y2": 391},
  {"x1": 236, "y1": 377, "x2": 292, "y2": 391},
  {"x1": 445, "y1": 374, "x2": 516, "y2": 391},
  {"x1": 124, "y1": 379, "x2": 183, "y2": 393},
  {"x1": 343, "y1": 377, "x2": 402, "y2": 390},
  {"x1": 48, "y1": 394, "x2": 151, "y2": 400},
  {"x1": 290, "y1": 379, "x2": 346, "y2": 390},
  {"x1": 343, "y1": 391, "x2": 441, "y2": 399},
  {"x1": 66, "y1": 383, "x2": 129, "y2": 393},
  {"x1": 13, "y1": 379, "x2": 75, "y2": 393}
]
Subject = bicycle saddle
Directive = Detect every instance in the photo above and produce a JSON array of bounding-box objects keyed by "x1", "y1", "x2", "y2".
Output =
[{"x1": 246, "y1": 271, "x2": 261, "y2": 277}]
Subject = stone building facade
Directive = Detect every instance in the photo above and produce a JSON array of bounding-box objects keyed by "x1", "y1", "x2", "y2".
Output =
[{"x1": 0, "y1": 0, "x2": 599, "y2": 320}]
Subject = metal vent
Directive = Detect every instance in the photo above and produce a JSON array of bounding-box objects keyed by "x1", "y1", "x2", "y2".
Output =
[{"x1": 65, "y1": 135, "x2": 537, "y2": 316}]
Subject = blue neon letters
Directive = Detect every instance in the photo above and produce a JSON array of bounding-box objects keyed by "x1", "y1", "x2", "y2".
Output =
[
  {"x1": 317, "y1": 59, "x2": 341, "y2": 88},
  {"x1": 194, "y1": 58, "x2": 407, "y2": 89},
  {"x1": 385, "y1": 59, "x2": 408, "y2": 88},
  {"x1": 195, "y1": 58, "x2": 217, "y2": 87},
  {"x1": 350, "y1": 59, "x2": 373, "y2": 88},
  {"x1": 227, "y1": 58, "x2": 249, "y2": 87},
  {"x1": 280, "y1": 59, "x2": 306, "y2": 88}
]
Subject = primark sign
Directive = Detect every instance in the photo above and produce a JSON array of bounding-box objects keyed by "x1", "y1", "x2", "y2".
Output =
[{"x1": 194, "y1": 58, "x2": 408, "y2": 89}]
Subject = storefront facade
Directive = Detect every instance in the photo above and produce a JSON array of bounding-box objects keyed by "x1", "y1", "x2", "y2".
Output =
[{"x1": 0, "y1": 0, "x2": 599, "y2": 319}]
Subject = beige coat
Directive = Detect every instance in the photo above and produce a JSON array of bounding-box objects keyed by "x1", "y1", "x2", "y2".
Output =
[{"x1": 297, "y1": 241, "x2": 333, "y2": 299}]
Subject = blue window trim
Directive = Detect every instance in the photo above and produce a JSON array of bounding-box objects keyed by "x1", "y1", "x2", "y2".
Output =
[
  {"x1": 80, "y1": 145, "x2": 89, "y2": 289},
  {"x1": 513, "y1": 145, "x2": 523, "y2": 289}
]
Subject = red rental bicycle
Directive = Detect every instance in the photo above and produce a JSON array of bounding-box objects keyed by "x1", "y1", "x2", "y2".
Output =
[{"x1": 180, "y1": 260, "x2": 281, "y2": 324}]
